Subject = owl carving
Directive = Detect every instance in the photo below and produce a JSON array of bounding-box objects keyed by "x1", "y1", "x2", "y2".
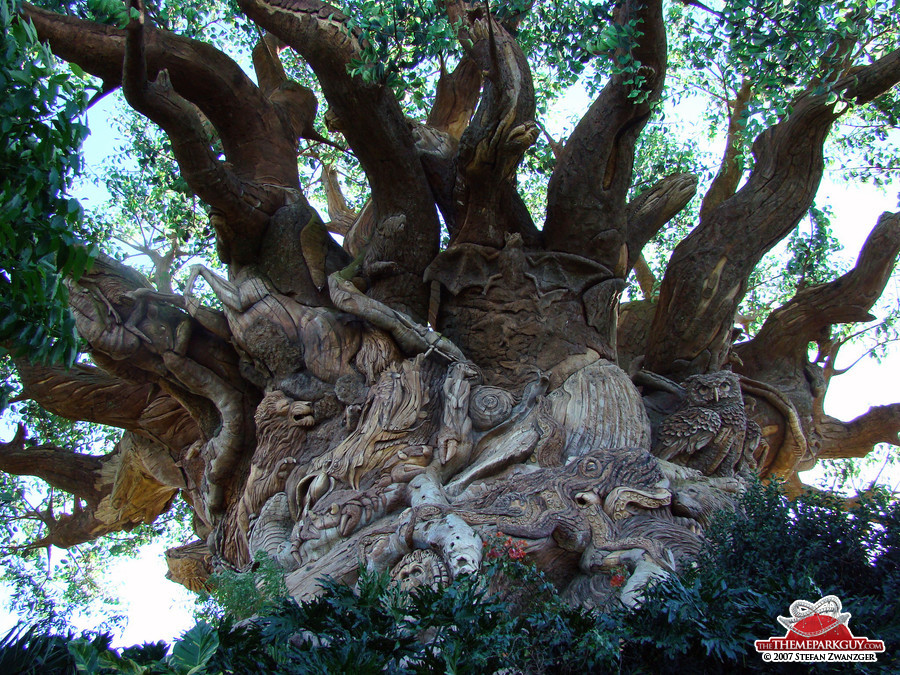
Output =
[{"x1": 652, "y1": 371, "x2": 751, "y2": 477}]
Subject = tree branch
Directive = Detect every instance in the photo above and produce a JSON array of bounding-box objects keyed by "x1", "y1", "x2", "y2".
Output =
[
  {"x1": 632, "y1": 256, "x2": 657, "y2": 300},
  {"x1": 121, "y1": 1, "x2": 308, "y2": 265},
  {"x1": 446, "y1": 0, "x2": 538, "y2": 247},
  {"x1": 0, "y1": 426, "x2": 105, "y2": 505},
  {"x1": 60, "y1": 254, "x2": 257, "y2": 507},
  {"x1": 14, "y1": 360, "x2": 200, "y2": 454},
  {"x1": 427, "y1": 55, "x2": 482, "y2": 140},
  {"x1": 699, "y1": 79, "x2": 752, "y2": 220},
  {"x1": 625, "y1": 172, "x2": 698, "y2": 272},
  {"x1": 251, "y1": 30, "x2": 289, "y2": 96},
  {"x1": 1, "y1": 428, "x2": 181, "y2": 549},
  {"x1": 543, "y1": 0, "x2": 667, "y2": 273},
  {"x1": 738, "y1": 211, "x2": 900, "y2": 370},
  {"x1": 814, "y1": 404, "x2": 900, "y2": 459},
  {"x1": 24, "y1": 2, "x2": 311, "y2": 266},
  {"x1": 644, "y1": 47, "x2": 900, "y2": 377},
  {"x1": 238, "y1": 0, "x2": 441, "y2": 318},
  {"x1": 320, "y1": 164, "x2": 356, "y2": 236},
  {"x1": 23, "y1": 3, "x2": 297, "y2": 187}
]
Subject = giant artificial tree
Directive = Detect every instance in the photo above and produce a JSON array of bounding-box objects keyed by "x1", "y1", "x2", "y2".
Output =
[{"x1": 2, "y1": 0, "x2": 899, "y2": 606}]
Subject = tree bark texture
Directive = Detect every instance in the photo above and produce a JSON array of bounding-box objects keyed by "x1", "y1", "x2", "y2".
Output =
[{"x1": 6, "y1": 0, "x2": 900, "y2": 607}]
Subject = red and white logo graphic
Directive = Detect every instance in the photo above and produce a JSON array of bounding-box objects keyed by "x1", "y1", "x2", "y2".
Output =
[{"x1": 755, "y1": 595, "x2": 885, "y2": 663}]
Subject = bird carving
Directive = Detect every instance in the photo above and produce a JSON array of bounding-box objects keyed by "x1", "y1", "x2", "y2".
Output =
[{"x1": 652, "y1": 371, "x2": 747, "y2": 476}]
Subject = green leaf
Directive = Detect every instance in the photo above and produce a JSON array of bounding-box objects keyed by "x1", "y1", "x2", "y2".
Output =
[
  {"x1": 68, "y1": 638, "x2": 101, "y2": 674},
  {"x1": 168, "y1": 622, "x2": 219, "y2": 674},
  {"x1": 100, "y1": 651, "x2": 148, "y2": 675}
]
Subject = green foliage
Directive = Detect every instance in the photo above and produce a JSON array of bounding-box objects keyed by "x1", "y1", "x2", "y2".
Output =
[
  {"x1": 669, "y1": 0, "x2": 897, "y2": 127},
  {"x1": 51, "y1": 0, "x2": 255, "y2": 45},
  {"x1": 241, "y1": 553, "x2": 618, "y2": 674},
  {"x1": 738, "y1": 205, "x2": 848, "y2": 334},
  {"x1": 0, "y1": 361, "x2": 195, "y2": 631},
  {"x1": 339, "y1": 0, "x2": 650, "y2": 105},
  {"x1": 0, "y1": 396, "x2": 126, "y2": 631},
  {"x1": 0, "y1": 471, "x2": 194, "y2": 632},
  {"x1": 1, "y1": 0, "x2": 898, "y2": 661},
  {"x1": 166, "y1": 623, "x2": 218, "y2": 675},
  {"x1": 0, "y1": 623, "x2": 74, "y2": 674},
  {"x1": 3, "y1": 481, "x2": 899, "y2": 672},
  {"x1": 817, "y1": 442, "x2": 900, "y2": 497},
  {"x1": 84, "y1": 0, "x2": 129, "y2": 28},
  {"x1": 1, "y1": 622, "x2": 221, "y2": 675},
  {"x1": 0, "y1": 0, "x2": 93, "y2": 365},
  {"x1": 618, "y1": 480, "x2": 900, "y2": 672},
  {"x1": 83, "y1": 108, "x2": 217, "y2": 292},
  {"x1": 664, "y1": 0, "x2": 900, "y2": 206},
  {"x1": 784, "y1": 205, "x2": 844, "y2": 289},
  {"x1": 343, "y1": 0, "x2": 458, "y2": 92},
  {"x1": 67, "y1": 634, "x2": 153, "y2": 675},
  {"x1": 194, "y1": 550, "x2": 289, "y2": 622}
]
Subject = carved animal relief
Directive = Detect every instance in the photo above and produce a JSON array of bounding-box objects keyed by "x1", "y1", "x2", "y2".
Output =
[
  {"x1": 9, "y1": 0, "x2": 899, "y2": 622},
  {"x1": 173, "y1": 273, "x2": 752, "y2": 607},
  {"x1": 652, "y1": 371, "x2": 759, "y2": 477}
]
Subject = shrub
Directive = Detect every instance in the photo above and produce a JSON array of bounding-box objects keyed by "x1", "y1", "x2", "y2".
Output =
[{"x1": 3, "y1": 481, "x2": 897, "y2": 674}]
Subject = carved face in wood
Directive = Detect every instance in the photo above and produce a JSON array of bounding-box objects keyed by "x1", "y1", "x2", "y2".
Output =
[
  {"x1": 685, "y1": 371, "x2": 742, "y2": 407},
  {"x1": 390, "y1": 549, "x2": 451, "y2": 592},
  {"x1": 255, "y1": 390, "x2": 316, "y2": 453}
]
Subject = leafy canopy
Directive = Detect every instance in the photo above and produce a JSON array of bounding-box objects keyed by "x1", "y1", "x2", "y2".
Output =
[{"x1": 0, "y1": 0, "x2": 93, "y2": 368}]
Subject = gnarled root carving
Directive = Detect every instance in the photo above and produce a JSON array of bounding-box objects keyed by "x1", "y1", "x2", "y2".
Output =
[{"x1": 178, "y1": 353, "x2": 746, "y2": 608}]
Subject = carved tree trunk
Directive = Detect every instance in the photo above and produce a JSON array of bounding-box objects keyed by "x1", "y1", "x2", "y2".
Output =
[{"x1": 5, "y1": 1, "x2": 900, "y2": 608}]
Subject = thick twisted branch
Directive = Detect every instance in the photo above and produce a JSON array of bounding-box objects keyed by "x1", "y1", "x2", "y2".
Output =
[
  {"x1": 645, "y1": 47, "x2": 900, "y2": 377},
  {"x1": 699, "y1": 80, "x2": 752, "y2": 220},
  {"x1": 25, "y1": 3, "x2": 308, "y2": 266},
  {"x1": 738, "y1": 211, "x2": 900, "y2": 370},
  {"x1": 122, "y1": 1, "x2": 306, "y2": 264},
  {"x1": 0, "y1": 426, "x2": 105, "y2": 505},
  {"x1": 321, "y1": 164, "x2": 355, "y2": 236},
  {"x1": 625, "y1": 172, "x2": 698, "y2": 272},
  {"x1": 814, "y1": 405, "x2": 900, "y2": 460},
  {"x1": 238, "y1": 0, "x2": 440, "y2": 318},
  {"x1": 1, "y1": 428, "x2": 181, "y2": 549},
  {"x1": 427, "y1": 56, "x2": 483, "y2": 140},
  {"x1": 14, "y1": 361, "x2": 199, "y2": 454},
  {"x1": 23, "y1": 3, "x2": 297, "y2": 187},
  {"x1": 544, "y1": 0, "x2": 667, "y2": 272},
  {"x1": 446, "y1": 0, "x2": 538, "y2": 247}
]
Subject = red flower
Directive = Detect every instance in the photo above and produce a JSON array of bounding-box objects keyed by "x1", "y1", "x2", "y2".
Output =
[
  {"x1": 484, "y1": 533, "x2": 529, "y2": 562},
  {"x1": 508, "y1": 546, "x2": 526, "y2": 561},
  {"x1": 610, "y1": 574, "x2": 626, "y2": 588}
]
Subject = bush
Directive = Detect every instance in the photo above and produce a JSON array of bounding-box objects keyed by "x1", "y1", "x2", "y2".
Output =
[
  {"x1": 3, "y1": 481, "x2": 897, "y2": 674},
  {"x1": 194, "y1": 550, "x2": 289, "y2": 622},
  {"x1": 618, "y1": 480, "x2": 900, "y2": 673}
]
